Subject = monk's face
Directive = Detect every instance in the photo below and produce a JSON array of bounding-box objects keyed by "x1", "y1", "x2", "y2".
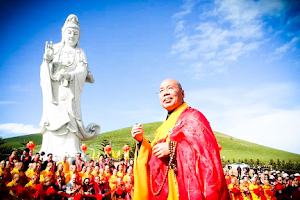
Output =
[
  {"x1": 159, "y1": 79, "x2": 184, "y2": 112},
  {"x1": 95, "y1": 176, "x2": 100, "y2": 183},
  {"x1": 32, "y1": 175, "x2": 38, "y2": 184},
  {"x1": 0, "y1": 161, "x2": 5, "y2": 168}
]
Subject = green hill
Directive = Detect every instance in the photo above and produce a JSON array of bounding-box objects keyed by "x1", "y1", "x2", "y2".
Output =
[{"x1": 3, "y1": 122, "x2": 300, "y2": 163}]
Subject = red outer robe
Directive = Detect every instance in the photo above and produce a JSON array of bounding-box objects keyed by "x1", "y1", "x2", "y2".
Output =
[{"x1": 149, "y1": 107, "x2": 230, "y2": 200}]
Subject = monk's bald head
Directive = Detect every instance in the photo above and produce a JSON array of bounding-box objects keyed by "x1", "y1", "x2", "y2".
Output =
[
  {"x1": 159, "y1": 79, "x2": 185, "y2": 112},
  {"x1": 160, "y1": 79, "x2": 182, "y2": 90}
]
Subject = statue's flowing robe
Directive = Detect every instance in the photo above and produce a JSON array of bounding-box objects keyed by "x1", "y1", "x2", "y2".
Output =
[
  {"x1": 133, "y1": 102, "x2": 230, "y2": 200},
  {"x1": 39, "y1": 42, "x2": 99, "y2": 157}
]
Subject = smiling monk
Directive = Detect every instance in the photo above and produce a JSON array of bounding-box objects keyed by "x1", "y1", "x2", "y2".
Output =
[{"x1": 131, "y1": 79, "x2": 230, "y2": 200}]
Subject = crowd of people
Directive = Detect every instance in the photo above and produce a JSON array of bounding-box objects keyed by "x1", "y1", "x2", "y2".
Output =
[
  {"x1": 0, "y1": 148, "x2": 300, "y2": 200},
  {"x1": 0, "y1": 148, "x2": 134, "y2": 200},
  {"x1": 225, "y1": 167, "x2": 300, "y2": 200}
]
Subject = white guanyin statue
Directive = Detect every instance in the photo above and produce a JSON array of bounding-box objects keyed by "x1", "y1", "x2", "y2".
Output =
[{"x1": 39, "y1": 14, "x2": 100, "y2": 161}]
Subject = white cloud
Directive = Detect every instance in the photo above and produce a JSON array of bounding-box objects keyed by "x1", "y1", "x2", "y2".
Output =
[
  {"x1": 275, "y1": 37, "x2": 299, "y2": 54},
  {"x1": 174, "y1": 20, "x2": 185, "y2": 33},
  {"x1": 172, "y1": 0, "x2": 197, "y2": 18},
  {"x1": 0, "y1": 101, "x2": 21, "y2": 105},
  {"x1": 171, "y1": 0, "x2": 292, "y2": 78},
  {"x1": 185, "y1": 82, "x2": 300, "y2": 154},
  {"x1": 0, "y1": 123, "x2": 40, "y2": 138}
]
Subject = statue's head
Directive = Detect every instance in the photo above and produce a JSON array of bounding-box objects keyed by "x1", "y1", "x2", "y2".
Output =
[{"x1": 61, "y1": 14, "x2": 81, "y2": 47}]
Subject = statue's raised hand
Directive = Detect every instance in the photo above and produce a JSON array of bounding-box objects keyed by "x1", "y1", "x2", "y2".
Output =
[{"x1": 44, "y1": 41, "x2": 54, "y2": 61}]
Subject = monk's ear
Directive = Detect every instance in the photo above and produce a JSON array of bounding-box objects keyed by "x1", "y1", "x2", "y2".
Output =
[{"x1": 182, "y1": 90, "x2": 185, "y2": 98}]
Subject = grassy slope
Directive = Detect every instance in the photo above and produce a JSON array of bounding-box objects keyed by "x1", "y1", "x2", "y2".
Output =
[{"x1": 3, "y1": 122, "x2": 300, "y2": 162}]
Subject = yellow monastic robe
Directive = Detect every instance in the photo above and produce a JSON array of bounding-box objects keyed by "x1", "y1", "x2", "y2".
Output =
[
  {"x1": 104, "y1": 171, "x2": 111, "y2": 178},
  {"x1": 117, "y1": 171, "x2": 123, "y2": 178},
  {"x1": 109, "y1": 174, "x2": 118, "y2": 190},
  {"x1": 133, "y1": 102, "x2": 188, "y2": 200},
  {"x1": 78, "y1": 171, "x2": 85, "y2": 178},
  {"x1": 262, "y1": 185, "x2": 272, "y2": 200},
  {"x1": 25, "y1": 168, "x2": 35, "y2": 179},
  {"x1": 99, "y1": 173, "x2": 105, "y2": 181},
  {"x1": 240, "y1": 185, "x2": 251, "y2": 200},
  {"x1": 11, "y1": 168, "x2": 25, "y2": 177},
  {"x1": 249, "y1": 184, "x2": 261, "y2": 200},
  {"x1": 57, "y1": 161, "x2": 70, "y2": 174},
  {"x1": 65, "y1": 171, "x2": 76, "y2": 184},
  {"x1": 229, "y1": 183, "x2": 241, "y2": 200},
  {"x1": 6, "y1": 180, "x2": 18, "y2": 196},
  {"x1": 82, "y1": 173, "x2": 94, "y2": 183},
  {"x1": 40, "y1": 169, "x2": 53, "y2": 182},
  {"x1": 25, "y1": 180, "x2": 36, "y2": 190},
  {"x1": 123, "y1": 174, "x2": 131, "y2": 183},
  {"x1": 91, "y1": 170, "x2": 99, "y2": 177}
]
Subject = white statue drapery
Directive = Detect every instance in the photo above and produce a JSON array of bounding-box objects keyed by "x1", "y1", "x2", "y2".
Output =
[{"x1": 39, "y1": 14, "x2": 100, "y2": 161}]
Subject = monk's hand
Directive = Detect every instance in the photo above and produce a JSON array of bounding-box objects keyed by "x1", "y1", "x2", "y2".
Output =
[
  {"x1": 44, "y1": 41, "x2": 54, "y2": 61},
  {"x1": 152, "y1": 142, "x2": 170, "y2": 158},
  {"x1": 131, "y1": 124, "x2": 143, "y2": 143}
]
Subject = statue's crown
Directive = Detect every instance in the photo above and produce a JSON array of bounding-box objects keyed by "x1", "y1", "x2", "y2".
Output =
[{"x1": 62, "y1": 14, "x2": 80, "y2": 32}]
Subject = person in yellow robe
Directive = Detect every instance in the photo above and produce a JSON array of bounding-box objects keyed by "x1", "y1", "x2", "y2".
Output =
[
  {"x1": 109, "y1": 169, "x2": 118, "y2": 190},
  {"x1": 25, "y1": 174, "x2": 38, "y2": 192},
  {"x1": 123, "y1": 167, "x2": 133, "y2": 184},
  {"x1": 40, "y1": 163, "x2": 55, "y2": 183},
  {"x1": 57, "y1": 155, "x2": 70, "y2": 174},
  {"x1": 25, "y1": 163, "x2": 33, "y2": 178},
  {"x1": 6, "y1": 173, "x2": 20, "y2": 196},
  {"x1": 104, "y1": 165, "x2": 111, "y2": 178},
  {"x1": 117, "y1": 164, "x2": 124, "y2": 178},
  {"x1": 131, "y1": 79, "x2": 230, "y2": 200},
  {"x1": 25, "y1": 163, "x2": 39, "y2": 180},
  {"x1": 78, "y1": 165, "x2": 87, "y2": 179},
  {"x1": 82, "y1": 166, "x2": 95, "y2": 183},
  {"x1": 10, "y1": 162, "x2": 25, "y2": 177},
  {"x1": 262, "y1": 179, "x2": 274, "y2": 200},
  {"x1": 92, "y1": 166, "x2": 100, "y2": 177},
  {"x1": 249, "y1": 177, "x2": 262, "y2": 200},
  {"x1": 10, "y1": 162, "x2": 27, "y2": 186},
  {"x1": 240, "y1": 180, "x2": 251, "y2": 200}
]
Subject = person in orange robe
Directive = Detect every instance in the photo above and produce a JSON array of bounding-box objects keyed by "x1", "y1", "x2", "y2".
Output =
[
  {"x1": 78, "y1": 165, "x2": 87, "y2": 179},
  {"x1": 40, "y1": 162, "x2": 55, "y2": 183},
  {"x1": 65, "y1": 165, "x2": 81, "y2": 184},
  {"x1": 131, "y1": 79, "x2": 230, "y2": 200},
  {"x1": 55, "y1": 163, "x2": 66, "y2": 184},
  {"x1": 57, "y1": 155, "x2": 70, "y2": 174}
]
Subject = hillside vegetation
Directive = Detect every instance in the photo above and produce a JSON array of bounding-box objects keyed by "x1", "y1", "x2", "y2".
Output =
[{"x1": 3, "y1": 122, "x2": 300, "y2": 163}]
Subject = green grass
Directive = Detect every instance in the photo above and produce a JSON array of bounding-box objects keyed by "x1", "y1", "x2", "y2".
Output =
[{"x1": 3, "y1": 122, "x2": 300, "y2": 163}]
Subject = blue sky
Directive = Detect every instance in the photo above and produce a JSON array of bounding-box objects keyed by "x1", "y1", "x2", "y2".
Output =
[{"x1": 0, "y1": 0, "x2": 299, "y2": 154}]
